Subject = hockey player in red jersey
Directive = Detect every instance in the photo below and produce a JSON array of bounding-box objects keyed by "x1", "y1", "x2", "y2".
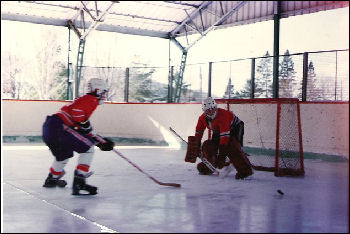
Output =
[
  {"x1": 185, "y1": 97, "x2": 253, "y2": 179},
  {"x1": 42, "y1": 78, "x2": 115, "y2": 195}
]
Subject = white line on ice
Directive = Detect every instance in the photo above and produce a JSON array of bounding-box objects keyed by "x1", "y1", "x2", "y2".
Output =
[{"x1": 4, "y1": 182, "x2": 119, "y2": 233}]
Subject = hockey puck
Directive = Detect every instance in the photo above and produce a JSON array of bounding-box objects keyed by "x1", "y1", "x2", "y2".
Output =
[{"x1": 277, "y1": 190, "x2": 284, "y2": 195}]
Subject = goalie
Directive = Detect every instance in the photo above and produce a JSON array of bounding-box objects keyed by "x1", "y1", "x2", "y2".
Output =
[{"x1": 185, "y1": 97, "x2": 253, "y2": 179}]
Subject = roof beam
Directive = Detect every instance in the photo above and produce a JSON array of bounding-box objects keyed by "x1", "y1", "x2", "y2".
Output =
[
  {"x1": 108, "y1": 12, "x2": 181, "y2": 24},
  {"x1": 70, "y1": 1, "x2": 91, "y2": 21},
  {"x1": 1, "y1": 13, "x2": 68, "y2": 27},
  {"x1": 170, "y1": 1, "x2": 213, "y2": 37},
  {"x1": 81, "y1": 1, "x2": 96, "y2": 21},
  {"x1": 186, "y1": 1, "x2": 247, "y2": 51},
  {"x1": 163, "y1": 1, "x2": 201, "y2": 8},
  {"x1": 88, "y1": 24, "x2": 169, "y2": 38},
  {"x1": 80, "y1": 2, "x2": 115, "y2": 40},
  {"x1": 1, "y1": 13, "x2": 168, "y2": 38}
]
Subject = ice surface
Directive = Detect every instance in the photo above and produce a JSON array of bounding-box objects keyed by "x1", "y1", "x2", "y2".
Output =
[{"x1": 2, "y1": 144, "x2": 349, "y2": 233}]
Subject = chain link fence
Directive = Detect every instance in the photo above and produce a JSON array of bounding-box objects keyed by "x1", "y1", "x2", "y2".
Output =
[{"x1": 2, "y1": 49, "x2": 348, "y2": 102}]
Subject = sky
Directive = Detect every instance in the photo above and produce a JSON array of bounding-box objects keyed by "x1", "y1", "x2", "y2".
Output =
[{"x1": 1, "y1": 6, "x2": 349, "y2": 98}]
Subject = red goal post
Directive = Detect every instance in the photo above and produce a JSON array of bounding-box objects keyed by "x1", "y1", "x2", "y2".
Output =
[{"x1": 215, "y1": 98, "x2": 305, "y2": 177}]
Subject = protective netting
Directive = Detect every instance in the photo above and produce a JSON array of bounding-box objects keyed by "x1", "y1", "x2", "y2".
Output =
[{"x1": 216, "y1": 98, "x2": 304, "y2": 176}]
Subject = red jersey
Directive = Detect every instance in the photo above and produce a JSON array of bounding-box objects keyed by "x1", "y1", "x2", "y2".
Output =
[
  {"x1": 56, "y1": 94, "x2": 99, "y2": 127},
  {"x1": 195, "y1": 108, "x2": 235, "y2": 145}
]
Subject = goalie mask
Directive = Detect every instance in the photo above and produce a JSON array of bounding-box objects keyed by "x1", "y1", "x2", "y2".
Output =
[
  {"x1": 202, "y1": 97, "x2": 217, "y2": 120},
  {"x1": 87, "y1": 78, "x2": 109, "y2": 105}
]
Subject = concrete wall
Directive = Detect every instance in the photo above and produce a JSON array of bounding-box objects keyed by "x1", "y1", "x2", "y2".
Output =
[{"x1": 2, "y1": 100, "x2": 349, "y2": 158}]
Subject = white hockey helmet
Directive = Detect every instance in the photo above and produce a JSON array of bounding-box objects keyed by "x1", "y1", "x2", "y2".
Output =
[
  {"x1": 87, "y1": 78, "x2": 109, "y2": 104},
  {"x1": 202, "y1": 97, "x2": 217, "y2": 120}
]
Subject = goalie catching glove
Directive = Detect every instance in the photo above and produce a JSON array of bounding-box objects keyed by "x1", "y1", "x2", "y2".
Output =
[{"x1": 92, "y1": 135, "x2": 115, "y2": 151}]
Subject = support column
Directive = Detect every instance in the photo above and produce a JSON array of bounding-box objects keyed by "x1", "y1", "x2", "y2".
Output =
[
  {"x1": 124, "y1": 67, "x2": 129, "y2": 102},
  {"x1": 67, "y1": 24, "x2": 74, "y2": 100},
  {"x1": 250, "y1": 58, "x2": 256, "y2": 99},
  {"x1": 302, "y1": 52, "x2": 309, "y2": 102},
  {"x1": 273, "y1": 1, "x2": 281, "y2": 98},
  {"x1": 74, "y1": 39, "x2": 86, "y2": 98},
  {"x1": 208, "y1": 62, "x2": 212, "y2": 97},
  {"x1": 168, "y1": 66, "x2": 174, "y2": 103},
  {"x1": 174, "y1": 51, "x2": 188, "y2": 102}
]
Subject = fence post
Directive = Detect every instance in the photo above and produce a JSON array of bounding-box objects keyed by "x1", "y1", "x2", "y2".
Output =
[
  {"x1": 335, "y1": 51, "x2": 338, "y2": 100},
  {"x1": 250, "y1": 58, "x2": 255, "y2": 99},
  {"x1": 302, "y1": 52, "x2": 308, "y2": 102},
  {"x1": 168, "y1": 66, "x2": 174, "y2": 102},
  {"x1": 124, "y1": 67, "x2": 129, "y2": 102},
  {"x1": 208, "y1": 62, "x2": 212, "y2": 97}
]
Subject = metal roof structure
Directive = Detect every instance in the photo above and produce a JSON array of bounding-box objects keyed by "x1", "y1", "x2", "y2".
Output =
[
  {"x1": 1, "y1": 1, "x2": 349, "y2": 101},
  {"x1": 2, "y1": 1, "x2": 349, "y2": 43}
]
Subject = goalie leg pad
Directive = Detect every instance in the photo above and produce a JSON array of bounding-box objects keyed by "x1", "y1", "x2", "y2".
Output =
[
  {"x1": 185, "y1": 136, "x2": 201, "y2": 163},
  {"x1": 197, "y1": 162, "x2": 214, "y2": 175},
  {"x1": 227, "y1": 137, "x2": 253, "y2": 179},
  {"x1": 201, "y1": 140, "x2": 218, "y2": 165}
]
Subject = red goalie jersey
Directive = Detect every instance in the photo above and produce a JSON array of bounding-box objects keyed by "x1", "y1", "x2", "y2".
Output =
[{"x1": 195, "y1": 108, "x2": 235, "y2": 146}]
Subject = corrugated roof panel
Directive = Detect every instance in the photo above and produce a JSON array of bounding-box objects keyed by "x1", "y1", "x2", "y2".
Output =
[
  {"x1": 1, "y1": 1, "x2": 348, "y2": 39},
  {"x1": 247, "y1": 1, "x2": 256, "y2": 20},
  {"x1": 111, "y1": 1, "x2": 188, "y2": 24},
  {"x1": 281, "y1": 1, "x2": 349, "y2": 17},
  {"x1": 1, "y1": 1, "x2": 65, "y2": 19},
  {"x1": 178, "y1": 1, "x2": 276, "y2": 36},
  {"x1": 105, "y1": 14, "x2": 176, "y2": 33}
]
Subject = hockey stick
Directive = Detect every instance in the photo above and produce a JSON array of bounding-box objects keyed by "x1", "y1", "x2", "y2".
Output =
[
  {"x1": 112, "y1": 148, "x2": 181, "y2": 188},
  {"x1": 169, "y1": 127, "x2": 220, "y2": 176},
  {"x1": 95, "y1": 135, "x2": 181, "y2": 188},
  {"x1": 112, "y1": 148, "x2": 181, "y2": 187}
]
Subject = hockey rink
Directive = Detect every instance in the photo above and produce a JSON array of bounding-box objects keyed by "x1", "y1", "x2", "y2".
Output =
[{"x1": 2, "y1": 144, "x2": 349, "y2": 233}]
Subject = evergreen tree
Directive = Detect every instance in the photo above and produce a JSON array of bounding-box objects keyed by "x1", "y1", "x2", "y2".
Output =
[
  {"x1": 128, "y1": 55, "x2": 168, "y2": 103},
  {"x1": 223, "y1": 77, "x2": 235, "y2": 99},
  {"x1": 304, "y1": 61, "x2": 323, "y2": 100},
  {"x1": 279, "y1": 49, "x2": 296, "y2": 98},
  {"x1": 236, "y1": 78, "x2": 254, "y2": 98},
  {"x1": 129, "y1": 67, "x2": 154, "y2": 102},
  {"x1": 256, "y1": 51, "x2": 273, "y2": 98}
]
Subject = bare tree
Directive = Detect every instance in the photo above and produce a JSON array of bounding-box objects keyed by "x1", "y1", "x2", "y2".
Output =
[
  {"x1": 1, "y1": 51, "x2": 28, "y2": 99},
  {"x1": 28, "y1": 30, "x2": 67, "y2": 100}
]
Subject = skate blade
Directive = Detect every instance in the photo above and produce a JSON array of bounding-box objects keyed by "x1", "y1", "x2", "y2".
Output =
[
  {"x1": 57, "y1": 181, "x2": 67, "y2": 187},
  {"x1": 43, "y1": 181, "x2": 67, "y2": 188},
  {"x1": 72, "y1": 191, "x2": 97, "y2": 196},
  {"x1": 72, "y1": 188, "x2": 98, "y2": 196}
]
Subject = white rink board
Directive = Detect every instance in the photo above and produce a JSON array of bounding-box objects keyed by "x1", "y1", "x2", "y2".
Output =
[{"x1": 2, "y1": 100, "x2": 349, "y2": 158}]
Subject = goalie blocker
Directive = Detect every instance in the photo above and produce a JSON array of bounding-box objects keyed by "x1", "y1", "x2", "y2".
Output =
[{"x1": 185, "y1": 136, "x2": 201, "y2": 163}]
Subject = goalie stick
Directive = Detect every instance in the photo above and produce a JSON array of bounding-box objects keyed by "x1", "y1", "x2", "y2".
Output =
[
  {"x1": 169, "y1": 127, "x2": 221, "y2": 176},
  {"x1": 97, "y1": 136, "x2": 181, "y2": 188}
]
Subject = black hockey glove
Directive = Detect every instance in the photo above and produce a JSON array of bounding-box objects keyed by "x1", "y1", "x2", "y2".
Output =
[
  {"x1": 77, "y1": 120, "x2": 93, "y2": 135},
  {"x1": 96, "y1": 137, "x2": 115, "y2": 151}
]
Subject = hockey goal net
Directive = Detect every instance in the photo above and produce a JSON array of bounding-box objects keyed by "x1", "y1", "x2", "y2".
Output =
[{"x1": 215, "y1": 98, "x2": 304, "y2": 177}]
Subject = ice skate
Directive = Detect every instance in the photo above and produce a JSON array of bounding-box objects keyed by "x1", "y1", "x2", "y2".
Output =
[
  {"x1": 72, "y1": 170, "x2": 98, "y2": 195},
  {"x1": 235, "y1": 170, "x2": 253, "y2": 180},
  {"x1": 43, "y1": 173, "x2": 67, "y2": 188}
]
